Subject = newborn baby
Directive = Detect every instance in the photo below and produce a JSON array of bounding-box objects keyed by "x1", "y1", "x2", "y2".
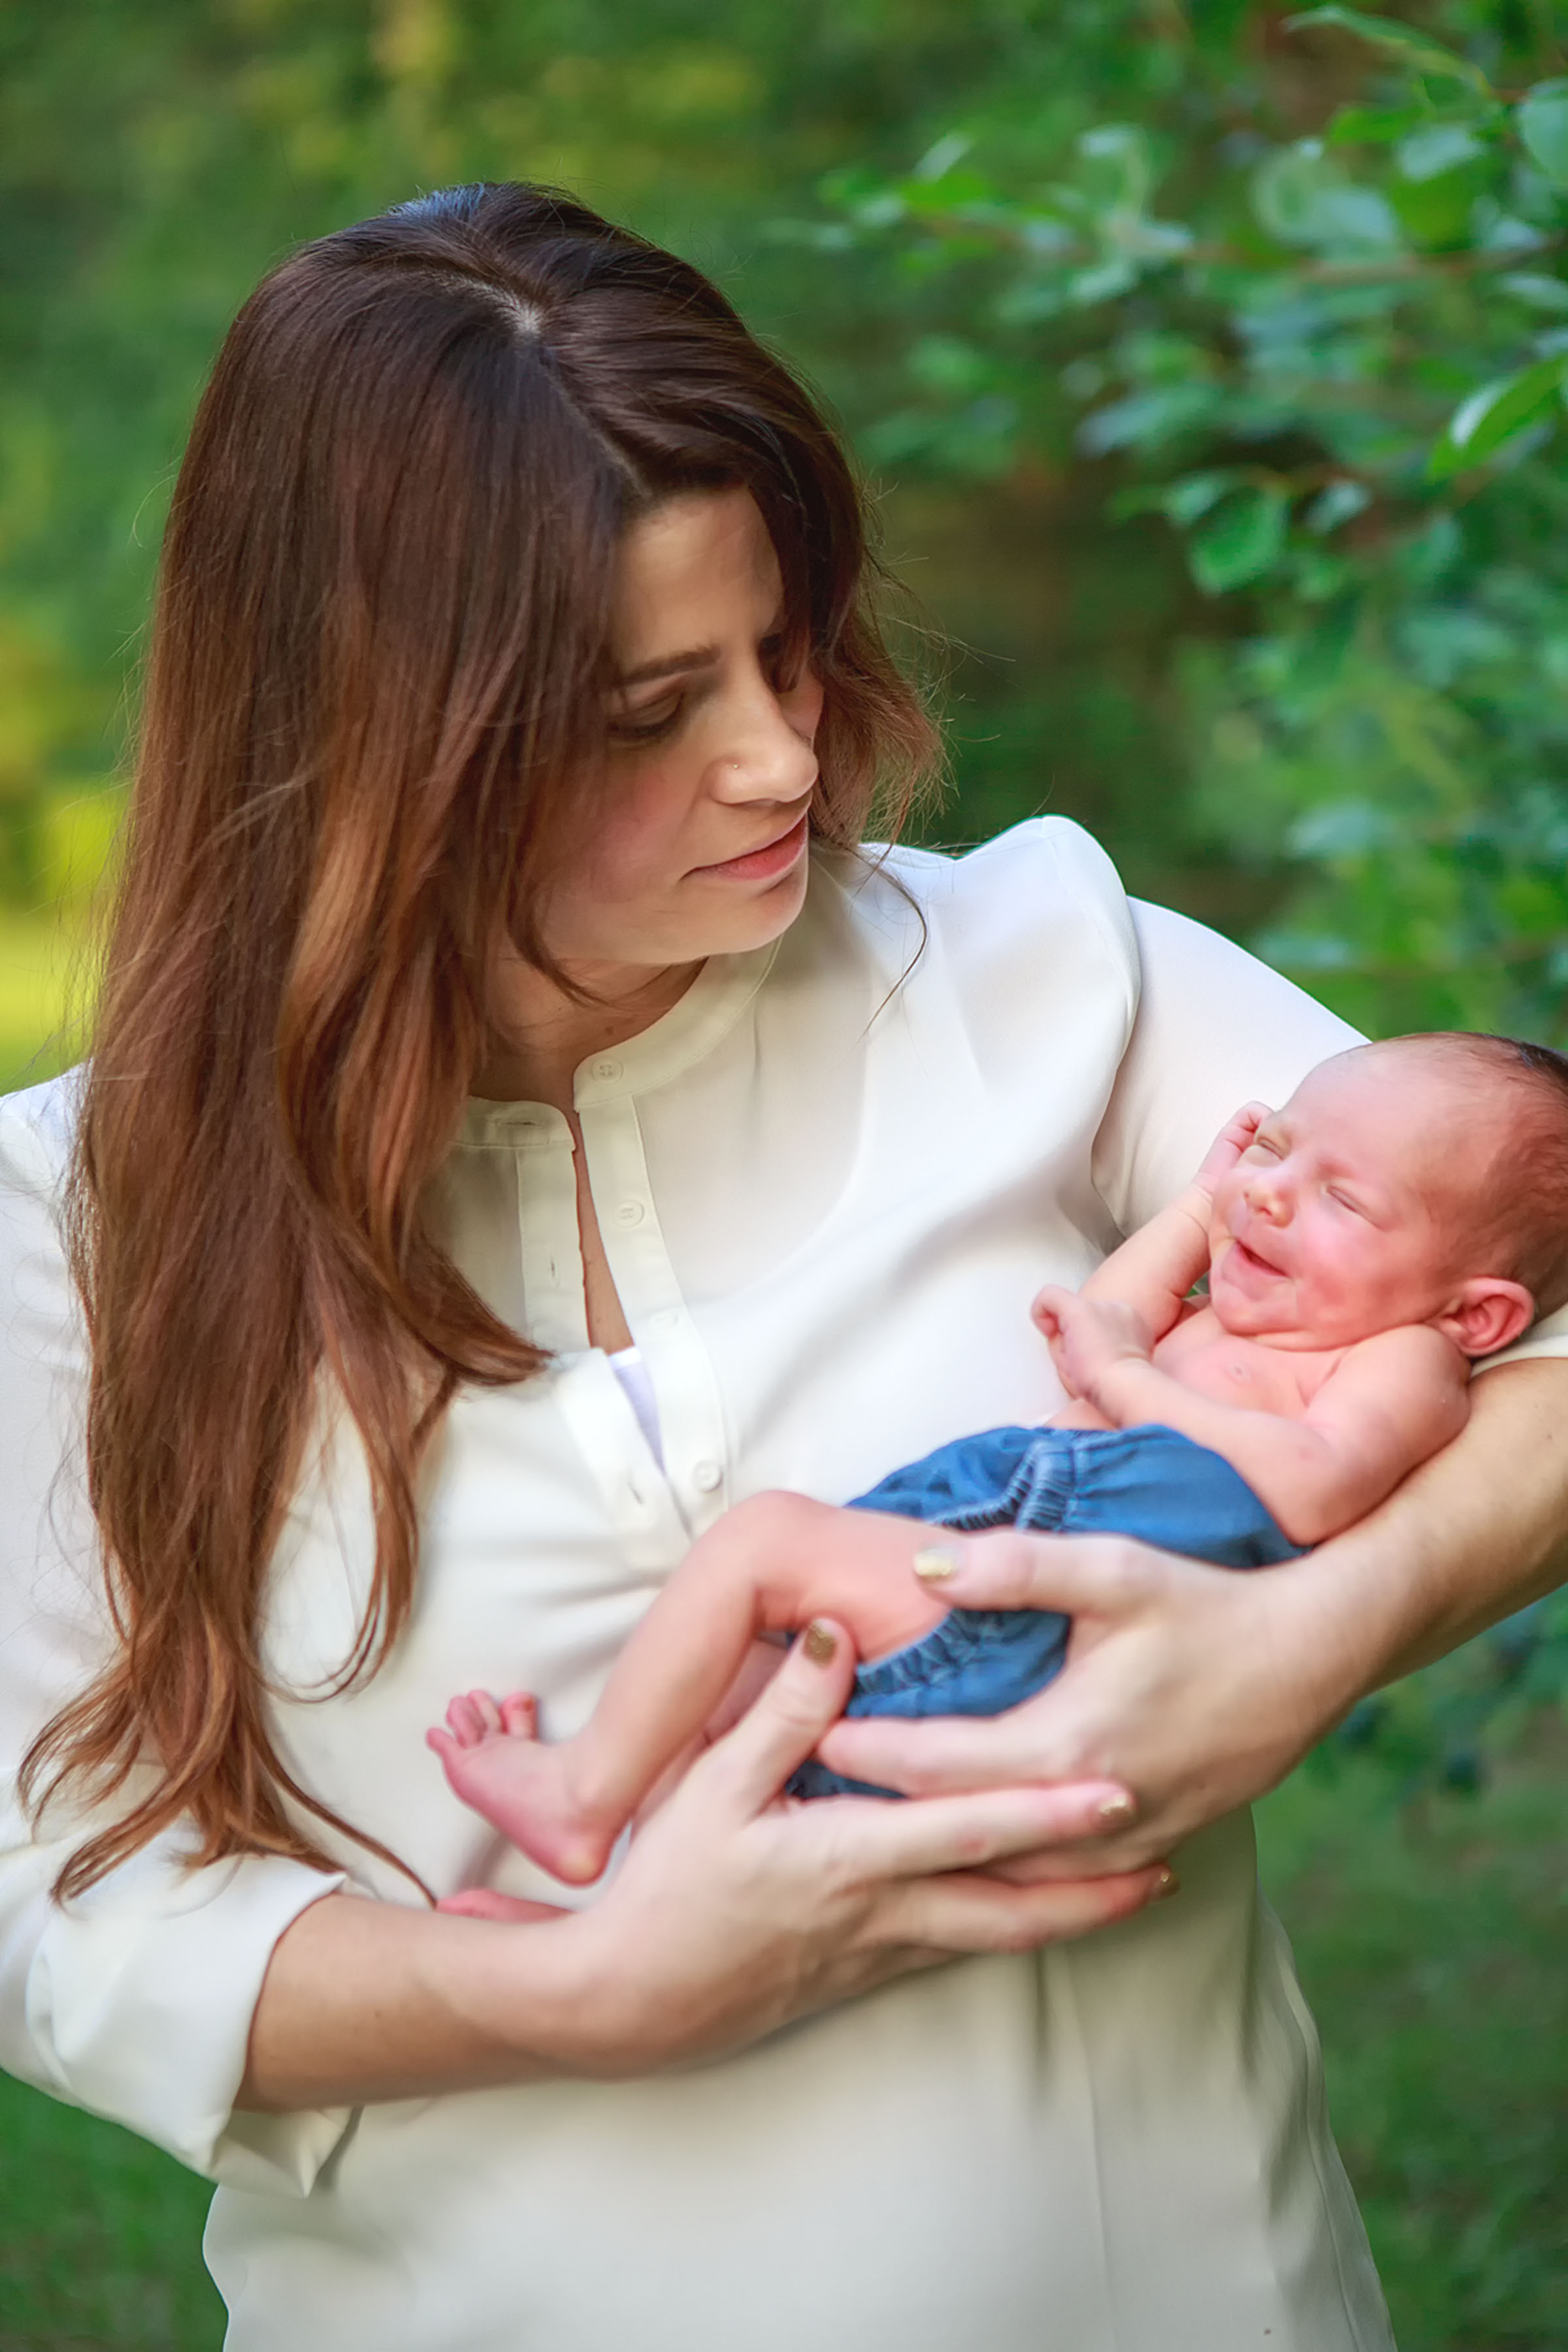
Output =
[{"x1": 430, "y1": 1033, "x2": 1568, "y2": 1876}]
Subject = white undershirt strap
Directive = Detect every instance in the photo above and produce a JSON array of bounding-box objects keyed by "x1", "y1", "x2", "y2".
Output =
[{"x1": 608, "y1": 1343, "x2": 664, "y2": 1468}]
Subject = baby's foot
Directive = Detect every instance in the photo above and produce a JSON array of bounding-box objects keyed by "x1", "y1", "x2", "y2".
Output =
[{"x1": 425, "y1": 1690, "x2": 617, "y2": 1885}]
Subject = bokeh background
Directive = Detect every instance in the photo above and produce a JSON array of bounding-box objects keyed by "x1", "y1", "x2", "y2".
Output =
[{"x1": 2, "y1": 3, "x2": 1566, "y2": 2345}]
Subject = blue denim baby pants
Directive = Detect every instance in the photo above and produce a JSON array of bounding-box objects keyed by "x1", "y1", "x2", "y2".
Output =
[{"x1": 789, "y1": 1422, "x2": 1304, "y2": 1800}]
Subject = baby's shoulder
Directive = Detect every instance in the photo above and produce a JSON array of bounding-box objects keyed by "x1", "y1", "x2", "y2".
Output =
[
  {"x1": 1334, "y1": 1321, "x2": 1464, "y2": 1377},
  {"x1": 1315, "y1": 1322, "x2": 1471, "y2": 1421}
]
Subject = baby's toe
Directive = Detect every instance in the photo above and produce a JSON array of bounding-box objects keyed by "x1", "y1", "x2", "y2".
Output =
[{"x1": 445, "y1": 1694, "x2": 487, "y2": 1745}]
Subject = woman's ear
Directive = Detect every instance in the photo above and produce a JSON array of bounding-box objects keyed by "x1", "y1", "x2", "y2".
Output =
[{"x1": 1437, "y1": 1277, "x2": 1536, "y2": 1359}]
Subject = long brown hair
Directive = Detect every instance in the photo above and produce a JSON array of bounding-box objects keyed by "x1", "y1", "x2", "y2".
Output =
[{"x1": 24, "y1": 183, "x2": 938, "y2": 1899}]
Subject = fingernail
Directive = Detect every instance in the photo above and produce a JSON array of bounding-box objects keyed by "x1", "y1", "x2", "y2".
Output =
[
  {"x1": 1096, "y1": 1792, "x2": 1137, "y2": 1827},
  {"x1": 802, "y1": 1620, "x2": 838, "y2": 1665},
  {"x1": 1151, "y1": 1865, "x2": 1180, "y2": 1903},
  {"x1": 913, "y1": 1544, "x2": 962, "y2": 1584}
]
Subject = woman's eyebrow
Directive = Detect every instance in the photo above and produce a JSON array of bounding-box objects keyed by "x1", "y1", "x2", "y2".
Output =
[{"x1": 613, "y1": 644, "x2": 721, "y2": 687}]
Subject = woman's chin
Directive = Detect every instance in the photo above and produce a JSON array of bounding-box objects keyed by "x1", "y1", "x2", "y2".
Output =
[{"x1": 683, "y1": 862, "x2": 811, "y2": 958}]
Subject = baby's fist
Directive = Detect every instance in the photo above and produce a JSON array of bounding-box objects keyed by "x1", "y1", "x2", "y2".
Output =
[
  {"x1": 1032, "y1": 1284, "x2": 1152, "y2": 1405},
  {"x1": 1194, "y1": 1101, "x2": 1271, "y2": 1196}
]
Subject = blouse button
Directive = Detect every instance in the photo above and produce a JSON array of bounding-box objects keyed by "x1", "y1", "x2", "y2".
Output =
[
  {"x1": 692, "y1": 1459, "x2": 723, "y2": 1494},
  {"x1": 614, "y1": 1201, "x2": 645, "y2": 1227},
  {"x1": 593, "y1": 1057, "x2": 622, "y2": 1080}
]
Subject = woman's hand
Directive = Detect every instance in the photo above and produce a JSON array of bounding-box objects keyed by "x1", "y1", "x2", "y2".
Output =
[
  {"x1": 560, "y1": 1616, "x2": 1171, "y2": 2074},
  {"x1": 242, "y1": 1612, "x2": 1168, "y2": 2112},
  {"x1": 815, "y1": 1357, "x2": 1568, "y2": 1870},
  {"x1": 813, "y1": 1528, "x2": 1353, "y2": 1869}
]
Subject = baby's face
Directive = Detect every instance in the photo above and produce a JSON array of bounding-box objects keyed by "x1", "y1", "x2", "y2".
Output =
[{"x1": 1207, "y1": 1051, "x2": 1493, "y2": 1349}]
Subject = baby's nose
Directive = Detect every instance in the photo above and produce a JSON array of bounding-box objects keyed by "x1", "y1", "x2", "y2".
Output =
[{"x1": 1246, "y1": 1171, "x2": 1289, "y2": 1220}]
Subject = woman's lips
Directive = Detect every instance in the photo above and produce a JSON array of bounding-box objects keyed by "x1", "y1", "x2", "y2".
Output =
[{"x1": 693, "y1": 811, "x2": 810, "y2": 884}]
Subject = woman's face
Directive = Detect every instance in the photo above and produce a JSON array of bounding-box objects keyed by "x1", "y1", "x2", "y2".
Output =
[{"x1": 540, "y1": 486, "x2": 825, "y2": 975}]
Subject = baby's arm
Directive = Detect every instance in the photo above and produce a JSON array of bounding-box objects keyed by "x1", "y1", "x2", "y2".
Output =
[
  {"x1": 427, "y1": 1493, "x2": 946, "y2": 1884},
  {"x1": 1070, "y1": 1103, "x2": 1269, "y2": 1347},
  {"x1": 1053, "y1": 1318, "x2": 1471, "y2": 1546}
]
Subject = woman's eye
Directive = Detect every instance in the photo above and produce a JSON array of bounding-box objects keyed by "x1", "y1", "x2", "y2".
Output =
[{"x1": 610, "y1": 699, "x2": 683, "y2": 745}]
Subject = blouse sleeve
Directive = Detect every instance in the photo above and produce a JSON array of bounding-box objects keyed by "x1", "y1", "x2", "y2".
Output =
[
  {"x1": 1092, "y1": 898, "x2": 1363, "y2": 1237},
  {"x1": 0, "y1": 1080, "x2": 350, "y2": 2191}
]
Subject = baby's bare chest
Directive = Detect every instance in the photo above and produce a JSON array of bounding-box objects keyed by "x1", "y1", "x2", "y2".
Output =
[{"x1": 1152, "y1": 1313, "x2": 1340, "y2": 1417}]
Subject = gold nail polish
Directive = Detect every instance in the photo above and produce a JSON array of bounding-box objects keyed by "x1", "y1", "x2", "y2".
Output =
[
  {"x1": 802, "y1": 1620, "x2": 838, "y2": 1665},
  {"x1": 1097, "y1": 1793, "x2": 1137, "y2": 1827},
  {"x1": 913, "y1": 1544, "x2": 962, "y2": 1584}
]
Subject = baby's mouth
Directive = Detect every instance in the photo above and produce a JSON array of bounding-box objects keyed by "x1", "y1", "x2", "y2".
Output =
[{"x1": 1228, "y1": 1233, "x2": 1284, "y2": 1279}]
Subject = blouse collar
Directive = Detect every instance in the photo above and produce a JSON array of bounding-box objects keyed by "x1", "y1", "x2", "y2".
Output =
[{"x1": 458, "y1": 932, "x2": 781, "y2": 1145}]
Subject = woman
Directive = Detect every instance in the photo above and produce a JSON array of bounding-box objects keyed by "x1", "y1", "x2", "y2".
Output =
[{"x1": 1, "y1": 184, "x2": 1564, "y2": 2351}]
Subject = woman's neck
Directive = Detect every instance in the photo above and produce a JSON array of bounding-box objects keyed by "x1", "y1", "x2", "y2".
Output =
[{"x1": 473, "y1": 951, "x2": 703, "y2": 1112}]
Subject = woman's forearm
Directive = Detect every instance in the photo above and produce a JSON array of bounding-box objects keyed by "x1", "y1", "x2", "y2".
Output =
[
  {"x1": 1297, "y1": 1355, "x2": 1568, "y2": 1689},
  {"x1": 238, "y1": 1891, "x2": 596, "y2": 2110},
  {"x1": 240, "y1": 1627, "x2": 1162, "y2": 2112}
]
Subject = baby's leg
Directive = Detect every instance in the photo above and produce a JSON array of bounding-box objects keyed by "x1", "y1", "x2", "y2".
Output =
[{"x1": 427, "y1": 1491, "x2": 947, "y2": 1882}]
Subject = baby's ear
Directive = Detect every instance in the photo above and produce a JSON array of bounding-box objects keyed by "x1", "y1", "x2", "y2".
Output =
[{"x1": 1437, "y1": 1277, "x2": 1535, "y2": 1359}]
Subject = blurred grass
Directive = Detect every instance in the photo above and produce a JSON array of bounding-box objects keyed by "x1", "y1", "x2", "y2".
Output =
[
  {"x1": 0, "y1": 2074, "x2": 221, "y2": 2351},
  {"x1": 0, "y1": 910, "x2": 86, "y2": 1096},
  {"x1": 1, "y1": 1732, "x2": 1563, "y2": 2349},
  {"x1": 1257, "y1": 1726, "x2": 1568, "y2": 2352}
]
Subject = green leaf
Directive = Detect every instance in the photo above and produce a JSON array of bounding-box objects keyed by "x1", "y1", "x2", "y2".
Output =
[
  {"x1": 911, "y1": 131, "x2": 971, "y2": 184},
  {"x1": 1076, "y1": 382, "x2": 1216, "y2": 455},
  {"x1": 1252, "y1": 142, "x2": 1402, "y2": 251},
  {"x1": 1328, "y1": 102, "x2": 1430, "y2": 146},
  {"x1": 1077, "y1": 122, "x2": 1152, "y2": 214},
  {"x1": 1500, "y1": 272, "x2": 1568, "y2": 312},
  {"x1": 1163, "y1": 470, "x2": 1237, "y2": 525},
  {"x1": 1188, "y1": 487, "x2": 1290, "y2": 595},
  {"x1": 1306, "y1": 479, "x2": 1372, "y2": 535},
  {"x1": 1286, "y1": 8, "x2": 1492, "y2": 95},
  {"x1": 1517, "y1": 80, "x2": 1568, "y2": 188},
  {"x1": 1428, "y1": 355, "x2": 1568, "y2": 478},
  {"x1": 1396, "y1": 123, "x2": 1484, "y2": 182}
]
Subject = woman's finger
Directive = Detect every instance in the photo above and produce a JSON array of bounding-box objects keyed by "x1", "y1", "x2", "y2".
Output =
[
  {"x1": 912, "y1": 1526, "x2": 1170, "y2": 1617},
  {"x1": 817, "y1": 1701, "x2": 1087, "y2": 1799},
  {"x1": 811, "y1": 1778, "x2": 1139, "y2": 1880},
  {"x1": 700, "y1": 1617, "x2": 858, "y2": 1811},
  {"x1": 876, "y1": 1859, "x2": 1175, "y2": 1954}
]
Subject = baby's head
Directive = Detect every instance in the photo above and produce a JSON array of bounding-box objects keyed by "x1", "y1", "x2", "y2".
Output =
[{"x1": 1208, "y1": 1034, "x2": 1568, "y2": 1355}]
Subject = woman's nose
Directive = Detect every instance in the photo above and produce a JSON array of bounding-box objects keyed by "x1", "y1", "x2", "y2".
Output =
[{"x1": 711, "y1": 681, "x2": 821, "y2": 806}]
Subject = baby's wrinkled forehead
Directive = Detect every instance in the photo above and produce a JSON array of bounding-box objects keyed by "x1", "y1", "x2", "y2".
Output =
[
  {"x1": 1284, "y1": 1041, "x2": 1502, "y2": 1207},
  {"x1": 1288, "y1": 1033, "x2": 1568, "y2": 1303}
]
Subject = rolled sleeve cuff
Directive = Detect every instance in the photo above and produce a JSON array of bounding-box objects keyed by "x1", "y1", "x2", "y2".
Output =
[
  {"x1": 23, "y1": 1849, "x2": 351, "y2": 2194},
  {"x1": 1475, "y1": 1301, "x2": 1568, "y2": 1375}
]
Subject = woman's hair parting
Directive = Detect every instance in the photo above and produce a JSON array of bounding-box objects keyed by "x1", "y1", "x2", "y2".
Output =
[{"x1": 24, "y1": 183, "x2": 939, "y2": 1900}]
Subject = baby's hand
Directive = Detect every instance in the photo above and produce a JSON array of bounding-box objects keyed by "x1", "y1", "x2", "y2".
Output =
[
  {"x1": 1032, "y1": 1285, "x2": 1153, "y2": 1403},
  {"x1": 1194, "y1": 1101, "x2": 1271, "y2": 1197}
]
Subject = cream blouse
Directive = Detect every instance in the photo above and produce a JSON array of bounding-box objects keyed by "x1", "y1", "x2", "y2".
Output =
[{"x1": 5, "y1": 819, "x2": 1552, "y2": 2351}]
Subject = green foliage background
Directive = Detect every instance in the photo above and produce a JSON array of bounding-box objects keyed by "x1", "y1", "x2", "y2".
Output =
[{"x1": 1, "y1": 4, "x2": 1565, "y2": 2347}]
